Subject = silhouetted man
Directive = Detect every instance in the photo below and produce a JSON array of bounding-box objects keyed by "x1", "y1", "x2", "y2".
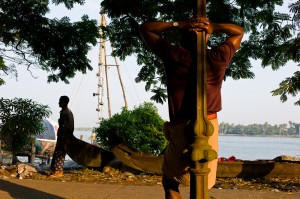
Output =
[{"x1": 48, "y1": 95, "x2": 74, "y2": 178}]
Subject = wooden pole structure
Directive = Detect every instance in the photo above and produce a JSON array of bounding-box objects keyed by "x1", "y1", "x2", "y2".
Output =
[
  {"x1": 96, "y1": 13, "x2": 128, "y2": 120},
  {"x1": 190, "y1": 0, "x2": 217, "y2": 198}
]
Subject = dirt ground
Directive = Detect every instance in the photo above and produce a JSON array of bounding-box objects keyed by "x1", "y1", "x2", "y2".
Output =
[{"x1": 1, "y1": 163, "x2": 299, "y2": 193}]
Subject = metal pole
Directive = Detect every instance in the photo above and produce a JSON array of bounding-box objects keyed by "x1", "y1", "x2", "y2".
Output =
[{"x1": 190, "y1": 0, "x2": 217, "y2": 198}]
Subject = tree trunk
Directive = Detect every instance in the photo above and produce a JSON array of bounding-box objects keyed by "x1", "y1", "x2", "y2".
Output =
[
  {"x1": 0, "y1": 140, "x2": 2, "y2": 164},
  {"x1": 30, "y1": 137, "x2": 36, "y2": 163},
  {"x1": 11, "y1": 140, "x2": 18, "y2": 164},
  {"x1": 12, "y1": 152, "x2": 19, "y2": 164}
]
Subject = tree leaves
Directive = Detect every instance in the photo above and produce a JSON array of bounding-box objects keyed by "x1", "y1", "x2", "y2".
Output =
[
  {"x1": 272, "y1": 71, "x2": 300, "y2": 105},
  {"x1": 2, "y1": 0, "x2": 298, "y2": 105},
  {"x1": 0, "y1": 98, "x2": 51, "y2": 153},
  {"x1": 94, "y1": 102, "x2": 167, "y2": 155},
  {"x1": 100, "y1": 0, "x2": 299, "y2": 105},
  {"x1": 0, "y1": 0, "x2": 98, "y2": 84},
  {"x1": 52, "y1": 0, "x2": 85, "y2": 9}
]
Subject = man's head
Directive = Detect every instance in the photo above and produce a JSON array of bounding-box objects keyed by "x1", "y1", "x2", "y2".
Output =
[
  {"x1": 179, "y1": 17, "x2": 211, "y2": 50},
  {"x1": 59, "y1": 96, "x2": 69, "y2": 108},
  {"x1": 179, "y1": 29, "x2": 198, "y2": 52}
]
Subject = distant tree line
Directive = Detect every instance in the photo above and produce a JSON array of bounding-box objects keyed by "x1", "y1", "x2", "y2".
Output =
[{"x1": 219, "y1": 121, "x2": 300, "y2": 137}]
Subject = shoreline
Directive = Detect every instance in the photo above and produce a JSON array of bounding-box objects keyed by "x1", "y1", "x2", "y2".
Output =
[
  {"x1": 74, "y1": 129, "x2": 300, "y2": 138},
  {"x1": 219, "y1": 134, "x2": 300, "y2": 138}
]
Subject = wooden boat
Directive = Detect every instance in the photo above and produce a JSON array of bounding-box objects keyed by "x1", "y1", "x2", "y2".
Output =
[
  {"x1": 37, "y1": 118, "x2": 114, "y2": 168},
  {"x1": 112, "y1": 143, "x2": 300, "y2": 178},
  {"x1": 61, "y1": 126, "x2": 115, "y2": 168},
  {"x1": 217, "y1": 157, "x2": 300, "y2": 178},
  {"x1": 112, "y1": 143, "x2": 163, "y2": 175}
]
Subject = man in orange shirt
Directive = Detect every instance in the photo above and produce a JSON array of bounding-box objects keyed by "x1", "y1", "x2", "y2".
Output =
[{"x1": 139, "y1": 17, "x2": 244, "y2": 198}]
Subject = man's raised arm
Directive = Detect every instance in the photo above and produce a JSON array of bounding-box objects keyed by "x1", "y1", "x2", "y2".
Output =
[
  {"x1": 139, "y1": 21, "x2": 175, "y2": 51},
  {"x1": 139, "y1": 18, "x2": 198, "y2": 51},
  {"x1": 139, "y1": 18, "x2": 244, "y2": 52},
  {"x1": 208, "y1": 23, "x2": 244, "y2": 51}
]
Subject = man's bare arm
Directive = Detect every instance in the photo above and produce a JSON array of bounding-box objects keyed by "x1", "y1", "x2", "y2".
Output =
[
  {"x1": 139, "y1": 21, "x2": 174, "y2": 52},
  {"x1": 209, "y1": 23, "x2": 244, "y2": 51},
  {"x1": 139, "y1": 18, "x2": 198, "y2": 51},
  {"x1": 190, "y1": 17, "x2": 244, "y2": 51},
  {"x1": 139, "y1": 17, "x2": 244, "y2": 52}
]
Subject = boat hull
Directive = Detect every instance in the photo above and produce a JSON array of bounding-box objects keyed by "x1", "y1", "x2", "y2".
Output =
[
  {"x1": 112, "y1": 143, "x2": 300, "y2": 178},
  {"x1": 217, "y1": 161, "x2": 300, "y2": 178}
]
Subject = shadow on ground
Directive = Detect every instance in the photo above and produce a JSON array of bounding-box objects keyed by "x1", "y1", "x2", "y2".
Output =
[{"x1": 0, "y1": 179, "x2": 64, "y2": 199}]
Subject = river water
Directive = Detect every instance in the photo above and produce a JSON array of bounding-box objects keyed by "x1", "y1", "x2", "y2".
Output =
[
  {"x1": 74, "y1": 131, "x2": 300, "y2": 161},
  {"x1": 218, "y1": 135, "x2": 300, "y2": 160}
]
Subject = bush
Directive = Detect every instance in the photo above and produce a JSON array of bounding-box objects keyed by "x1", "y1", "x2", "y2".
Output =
[
  {"x1": 0, "y1": 98, "x2": 51, "y2": 162},
  {"x1": 94, "y1": 102, "x2": 167, "y2": 155}
]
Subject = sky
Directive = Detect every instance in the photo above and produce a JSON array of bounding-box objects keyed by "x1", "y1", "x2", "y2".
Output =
[{"x1": 0, "y1": 1, "x2": 299, "y2": 128}]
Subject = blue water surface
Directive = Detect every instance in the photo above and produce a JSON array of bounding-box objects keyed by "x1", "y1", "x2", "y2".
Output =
[{"x1": 218, "y1": 136, "x2": 300, "y2": 160}]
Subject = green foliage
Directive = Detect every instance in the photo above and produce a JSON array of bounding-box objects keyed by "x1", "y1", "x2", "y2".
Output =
[
  {"x1": 100, "y1": 0, "x2": 299, "y2": 105},
  {"x1": 0, "y1": 56, "x2": 17, "y2": 86},
  {"x1": 219, "y1": 121, "x2": 300, "y2": 136},
  {"x1": 0, "y1": 98, "x2": 51, "y2": 154},
  {"x1": 272, "y1": 71, "x2": 300, "y2": 105},
  {"x1": 94, "y1": 102, "x2": 167, "y2": 155},
  {"x1": 0, "y1": 0, "x2": 98, "y2": 84}
]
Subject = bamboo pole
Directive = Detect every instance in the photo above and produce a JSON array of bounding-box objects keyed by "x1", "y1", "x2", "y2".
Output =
[
  {"x1": 96, "y1": 13, "x2": 128, "y2": 119},
  {"x1": 110, "y1": 42, "x2": 128, "y2": 110},
  {"x1": 190, "y1": 0, "x2": 217, "y2": 198}
]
